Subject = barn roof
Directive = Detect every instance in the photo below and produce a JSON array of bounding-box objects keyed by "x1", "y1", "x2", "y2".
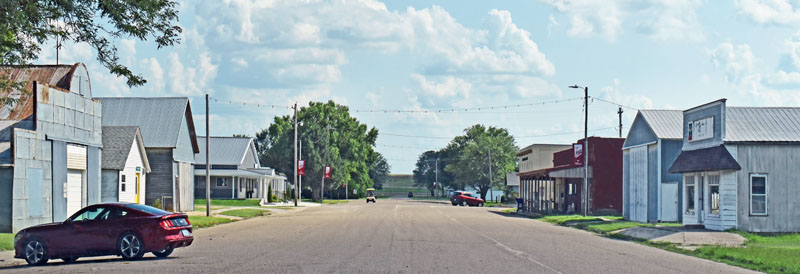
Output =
[
  {"x1": 195, "y1": 136, "x2": 257, "y2": 166},
  {"x1": 725, "y1": 107, "x2": 800, "y2": 142},
  {"x1": 0, "y1": 63, "x2": 85, "y2": 120},
  {"x1": 96, "y1": 97, "x2": 199, "y2": 153},
  {"x1": 638, "y1": 110, "x2": 683, "y2": 140}
]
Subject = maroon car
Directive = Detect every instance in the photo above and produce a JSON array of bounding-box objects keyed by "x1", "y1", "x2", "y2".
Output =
[
  {"x1": 14, "y1": 203, "x2": 193, "y2": 266},
  {"x1": 450, "y1": 191, "x2": 485, "y2": 207}
]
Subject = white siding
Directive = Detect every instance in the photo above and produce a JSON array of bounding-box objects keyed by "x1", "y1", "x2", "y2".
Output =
[
  {"x1": 67, "y1": 144, "x2": 87, "y2": 170},
  {"x1": 66, "y1": 170, "x2": 83, "y2": 217},
  {"x1": 118, "y1": 137, "x2": 146, "y2": 204}
]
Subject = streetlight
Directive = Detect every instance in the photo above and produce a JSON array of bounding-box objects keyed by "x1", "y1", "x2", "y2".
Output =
[
  {"x1": 569, "y1": 84, "x2": 589, "y2": 217},
  {"x1": 293, "y1": 102, "x2": 303, "y2": 207}
]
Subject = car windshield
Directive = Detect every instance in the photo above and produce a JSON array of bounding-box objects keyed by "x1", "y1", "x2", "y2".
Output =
[
  {"x1": 71, "y1": 207, "x2": 108, "y2": 222},
  {"x1": 125, "y1": 203, "x2": 170, "y2": 216},
  {"x1": 463, "y1": 193, "x2": 473, "y2": 197},
  {"x1": 367, "y1": 190, "x2": 375, "y2": 196}
]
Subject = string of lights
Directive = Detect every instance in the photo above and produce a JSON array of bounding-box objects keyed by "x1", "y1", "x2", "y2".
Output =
[
  {"x1": 208, "y1": 96, "x2": 292, "y2": 109},
  {"x1": 592, "y1": 97, "x2": 640, "y2": 110},
  {"x1": 352, "y1": 97, "x2": 584, "y2": 113}
]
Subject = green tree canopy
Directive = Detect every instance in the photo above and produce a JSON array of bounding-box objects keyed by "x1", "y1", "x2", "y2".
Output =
[
  {"x1": 0, "y1": 0, "x2": 182, "y2": 86},
  {"x1": 413, "y1": 150, "x2": 444, "y2": 196},
  {"x1": 442, "y1": 125, "x2": 518, "y2": 200},
  {"x1": 255, "y1": 101, "x2": 385, "y2": 201},
  {"x1": 369, "y1": 152, "x2": 390, "y2": 190}
]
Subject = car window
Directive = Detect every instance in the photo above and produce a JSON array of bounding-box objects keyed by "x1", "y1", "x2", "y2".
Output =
[
  {"x1": 463, "y1": 193, "x2": 472, "y2": 197},
  {"x1": 71, "y1": 207, "x2": 107, "y2": 222},
  {"x1": 103, "y1": 208, "x2": 131, "y2": 220},
  {"x1": 124, "y1": 203, "x2": 170, "y2": 215}
]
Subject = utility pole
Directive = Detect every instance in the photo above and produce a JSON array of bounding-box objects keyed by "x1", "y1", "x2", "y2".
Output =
[
  {"x1": 583, "y1": 87, "x2": 589, "y2": 217},
  {"x1": 618, "y1": 106, "x2": 624, "y2": 138},
  {"x1": 321, "y1": 125, "x2": 332, "y2": 202},
  {"x1": 435, "y1": 158, "x2": 439, "y2": 197},
  {"x1": 205, "y1": 94, "x2": 210, "y2": 217},
  {"x1": 293, "y1": 103, "x2": 299, "y2": 207},
  {"x1": 488, "y1": 149, "x2": 493, "y2": 202}
]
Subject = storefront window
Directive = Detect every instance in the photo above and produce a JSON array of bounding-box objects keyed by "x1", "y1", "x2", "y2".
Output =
[
  {"x1": 708, "y1": 174, "x2": 720, "y2": 215},
  {"x1": 750, "y1": 174, "x2": 767, "y2": 215},
  {"x1": 685, "y1": 175, "x2": 695, "y2": 214}
]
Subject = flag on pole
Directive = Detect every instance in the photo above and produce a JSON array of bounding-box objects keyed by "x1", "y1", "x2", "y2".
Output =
[
  {"x1": 298, "y1": 160, "x2": 305, "y2": 175},
  {"x1": 324, "y1": 166, "x2": 332, "y2": 178}
]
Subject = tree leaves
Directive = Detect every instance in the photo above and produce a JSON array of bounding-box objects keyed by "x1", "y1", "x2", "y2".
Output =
[
  {"x1": 254, "y1": 101, "x2": 386, "y2": 201},
  {"x1": 0, "y1": 0, "x2": 182, "y2": 86}
]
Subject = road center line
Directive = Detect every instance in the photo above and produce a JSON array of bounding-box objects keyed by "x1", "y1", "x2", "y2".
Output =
[{"x1": 433, "y1": 207, "x2": 563, "y2": 274}]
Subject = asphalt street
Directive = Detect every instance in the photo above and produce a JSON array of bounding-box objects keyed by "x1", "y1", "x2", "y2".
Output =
[{"x1": 0, "y1": 199, "x2": 756, "y2": 274}]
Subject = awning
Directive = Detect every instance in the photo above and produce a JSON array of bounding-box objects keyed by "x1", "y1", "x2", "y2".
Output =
[
  {"x1": 193, "y1": 169, "x2": 266, "y2": 178},
  {"x1": 548, "y1": 166, "x2": 592, "y2": 179},
  {"x1": 668, "y1": 145, "x2": 741, "y2": 174}
]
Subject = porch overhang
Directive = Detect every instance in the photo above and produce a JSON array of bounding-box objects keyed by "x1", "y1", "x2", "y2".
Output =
[
  {"x1": 193, "y1": 169, "x2": 266, "y2": 179},
  {"x1": 668, "y1": 145, "x2": 741, "y2": 174},
  {"x1": 548, "y1": 166, "x2": 592, "y2": 179}
]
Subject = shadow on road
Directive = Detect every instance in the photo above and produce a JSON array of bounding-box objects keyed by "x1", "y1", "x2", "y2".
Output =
[
  {"x1": 487, "y1": 210, "x2": 538, "y2": 220},
  {"x1": 0, "y1": 256, "x2": 176, "y2": 270},
  {"x1": 405, "y1": 200, "x2": 450, "y2": 205}
]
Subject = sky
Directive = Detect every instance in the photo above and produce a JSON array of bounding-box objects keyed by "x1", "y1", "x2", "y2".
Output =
[{"x1": 39, "y1": 0, "x2": 800, "y2": 174}]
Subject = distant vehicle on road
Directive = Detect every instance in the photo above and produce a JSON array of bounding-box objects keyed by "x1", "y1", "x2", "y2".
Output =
[
  {"x1": 450, "y1": 191, "x2": 484, "y2": 207},
  {"x1": 14, "y1": 203, "x2": 193, "y2": 266},
  {"x1": 366, "y1": 188, "x2": 377, "y2": 203},
  {"x1": 408, "y1": 191, "x2": 414, "y2": 198}
]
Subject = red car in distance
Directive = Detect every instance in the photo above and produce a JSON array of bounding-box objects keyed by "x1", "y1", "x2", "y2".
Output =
[
  {"x1": 450, "y1": 191, "x2": 485, "y2": 207},
  {"x1": 14, "y1": 203, "x2": 193, "y2": 266}
]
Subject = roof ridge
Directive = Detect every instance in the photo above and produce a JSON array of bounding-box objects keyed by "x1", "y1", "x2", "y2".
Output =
[{"x1": 728, "y1": 106, "x2": 800, "y2": 110}]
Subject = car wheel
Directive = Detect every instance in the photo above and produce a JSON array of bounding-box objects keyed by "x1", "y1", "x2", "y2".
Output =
[
  {"x1": 118, "y1": 232, "x2": 145, "y2": 260},
  {"x1": 152, "y1": 247, "x2": 174, "y2": 258},
  {"x1": 460, "y1": 201, "x2": 466, "y2": 206},
  {"x1": 62, "y1": 256, "x2": 79, "y2": 263},
  {"x1": 24, "y1": 238, "x2": 49, "y2": 266},
  {"x1": 479, "y1": 202, "x2": 484, "y2": 207}
]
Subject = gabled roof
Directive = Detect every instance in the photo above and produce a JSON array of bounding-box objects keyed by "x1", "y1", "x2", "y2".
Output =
[
  {"x1": 669, "y1": 145, "x2": 741, "y2": 173},
  {"x1": 0, "y1": 63, "x2": 86, "y2": 120},
  {"x1": 195, "y1": 136, "x2": 258, "y2": 166},
  {"x1": 725, "y1": 107, "x2": 800, "y2": 142},
  {"x1": 639, "y1": 110, "x2": 683, "y2": 139},
  {"x1": 101, "y1": 126, "x2": 150, "y2": 172},
  {"x1": 97, "y1": 97, "x2": 199, "y2": 153}
]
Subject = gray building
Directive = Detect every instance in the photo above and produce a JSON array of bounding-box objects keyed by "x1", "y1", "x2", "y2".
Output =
[
  {"x1": 669, "y1": 99, "x2": 800, "y2": 232},
  {"x1": 0, "y1": 63, "x2": 102, "y2": 232},
  {"x1": 622, "y1": 110, "x2": 684, "y2": 223},
  {"x1": 97, "y1": 97, "x2": 199, "y2": 212},
  {"x1": 194, "y1": 136, "x2": 285, "y2": 200}
]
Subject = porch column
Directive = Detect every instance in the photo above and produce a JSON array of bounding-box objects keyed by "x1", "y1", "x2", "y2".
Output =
[{"x1": 231, "y1": 176, "x2": 235, "y2": 199}]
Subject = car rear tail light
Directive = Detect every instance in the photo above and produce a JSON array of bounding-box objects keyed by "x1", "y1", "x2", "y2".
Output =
[
  {"x1": 184, "y1": 217, "x2": 190, "y2": 225},
  {"x1": 160, "y1": 219, "x2": 174, "y2": 229}
]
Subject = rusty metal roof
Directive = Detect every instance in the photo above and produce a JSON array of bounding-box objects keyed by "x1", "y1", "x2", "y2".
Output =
[{"x1": 0, "y1": 63, "x2": 84, "y2": 120}]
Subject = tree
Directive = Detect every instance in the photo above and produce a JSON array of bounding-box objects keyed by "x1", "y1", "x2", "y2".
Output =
[
  {"x1": 0, "y1": 0, "x2": 182, "y2": 87},
  {"x1": 255, "y1": 101, "x2": 382, "y2": 201},
  {"x1": 369, "y1": 152, "x2": 390, "y2": 190},
  {"x1": 444, "y1": 125, "x2": 518, "y2": 200},
  {"x1": 233, "y1": 134, "x2": 249, "y2": 138},
  {"x1": 412, "y1": 150, "x2": 440, "y2": 196}
]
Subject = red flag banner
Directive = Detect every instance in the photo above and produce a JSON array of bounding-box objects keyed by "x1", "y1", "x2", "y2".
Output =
[
  {"x1": 298, "y1": 160, "x2": 306, "y2": 175},
  {"x1": 324, "y1": 166, "x2": 332, "y2": 178}
]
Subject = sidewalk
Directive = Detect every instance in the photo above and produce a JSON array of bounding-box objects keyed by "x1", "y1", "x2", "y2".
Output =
[
  {"x1": 0, "y1": 249, "x2": 21, "y2": 268},
  {"x1": 617, "y1": 226, "x2": 746, "y2": 249}
]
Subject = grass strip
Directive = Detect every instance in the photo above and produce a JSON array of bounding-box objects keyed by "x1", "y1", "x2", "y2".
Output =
[
  {"x1": 0, "y1": 233, "x2": 14, "y2": 251},
  {"x1": 195, "y1": 199, "x2": 261, "y2": 207},
  {"x1": 219, "y1": 209, "x2": 271, "y2": 219},
  {"x1": 188, "y1": 216, "x2": 234, "y2": 228}
]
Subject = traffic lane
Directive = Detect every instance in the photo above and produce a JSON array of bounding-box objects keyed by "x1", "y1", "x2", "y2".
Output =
[{"x1": 436, "y1": 204, "x2": 756, "y2": 274}]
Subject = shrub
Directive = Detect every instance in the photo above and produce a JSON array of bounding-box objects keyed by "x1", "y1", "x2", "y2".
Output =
[{"x1": 267, "y1": 184, "x2": 274, "y2": 203}]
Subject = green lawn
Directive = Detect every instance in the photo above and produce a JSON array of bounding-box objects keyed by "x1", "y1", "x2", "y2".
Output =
[
  {"x1": 578, "y1": 221, "x2": 653, "y2": 233},
  {"x1": 321, "y1": 200, "x2": 349, "y2": 204},
  {"x1": 0, "y1": 233, "x2": 13, "y2": 251},
  {"x1": 538, "y1": 215, "x2": 621, "y2": 225},
  {"x1": 195, "y1": 199, "x2": 261, "y2": 207},
  {"x1": 688, "y1": 232, "x2": 800, "y2": 274},
  {"x1": 220, "y1": 209, "x2": 270, "y2": 219},
  {"x1": 501, "y1": 208, "x2": 516, "y2": 213},
  {"x1": 268, "y1": 206, "x2": 296, "y2": 210},
  {"x1": 188, "y1": 216, "x2": 234, "y2": 228}
]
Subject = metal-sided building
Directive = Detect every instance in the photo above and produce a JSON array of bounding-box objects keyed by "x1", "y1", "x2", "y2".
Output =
[
  {"x1": 0, "y1": 63, "x2": 102, "y2": 232},
  {"x1": 97, "y1": 97, "x2": 199, "y2": 212},
  {"x1": 100, "y1": 126, "x2": 151, "y2": 204},
  {"x1": 669, "y1": 99, "x2": 800, "y2": 232},
  {"x1": 622, "y1": 110, "x2": 684, "y2": 223}
]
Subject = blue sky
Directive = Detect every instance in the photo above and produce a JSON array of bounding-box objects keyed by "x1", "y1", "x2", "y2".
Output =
[{"x1": 40, "y1": 0, "x2": 800, "y2": 174}]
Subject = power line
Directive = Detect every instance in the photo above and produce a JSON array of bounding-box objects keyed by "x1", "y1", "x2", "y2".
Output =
[
  {"x1": 592, "y1": 97, "x2": 640, "y2": 110},
  {"x1": 516, "y1": 126, "x2": 617, "y2": 138},
  {"x1": 352, "y1": 97, "x2": 583, "y2": 113},
  {"x1": 381, "y1": 133, "x2": 452, "y2": 139}
]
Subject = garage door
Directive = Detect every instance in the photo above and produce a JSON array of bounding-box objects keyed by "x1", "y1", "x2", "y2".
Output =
[
  {"x1": 66, "y1": 170, "x2": 83, "y2": 217},
  {"x1": 629, "y1": 146, "x2": 648, "y2": 223}
]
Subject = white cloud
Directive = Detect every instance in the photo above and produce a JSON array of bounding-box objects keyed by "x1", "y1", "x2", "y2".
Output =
[
  {"x1": 542, "y1": 0, "x2": 703, "y2": 41},
  {"x1": 735, "y1": 0, "x2": 800, "y2": 26},
  {"x1": 231, "y1": 57, "x2": 248, "y2": 68},
  {"x1": 167, "y1": 51, "x2": 218, "y2": 96},
  {"x1": 411, "y1": 74, "x2": 471, "y2": 98},
  {"x1": 709, "y1": 42, "x2": 756, "y2": 84},
  {"x1": 141, "y1": 57, "x2": 165, "y2": 91}
]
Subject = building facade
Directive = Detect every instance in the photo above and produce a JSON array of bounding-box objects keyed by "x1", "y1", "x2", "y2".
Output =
[
  {"x1": 0, "y1": 63, "x2": 102, "y2": 232},
  {"x1": 194, "y1": 136, "x2": 285, "y2": 200},
  {"x1": 100, "y1": 126, "x2": 150, "y2": 204},
  {"x1": 622, "y1": 110, "x2": 684, "y2": 223},
  {"x1": 98, "y1": 97, "x2": 199, "y2": 212},
  {"x1": 516, "y1": 144, "x2": 570, "y2": 213},
  {"x1": 669, "y1": 99, "x2": 800, "y2": 232}
]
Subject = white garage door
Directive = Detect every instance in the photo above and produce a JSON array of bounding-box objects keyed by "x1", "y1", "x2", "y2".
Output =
[{"x1": 66, "y1": 170, "x2": 83, "y2": 217}]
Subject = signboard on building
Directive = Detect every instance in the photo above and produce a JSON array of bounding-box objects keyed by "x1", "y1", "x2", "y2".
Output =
[
  {"x1": 298, "y1": 160, "x2": 305, "y2": 175},
  {"x1": 324, "y1": 166, "x2": 331, "y2": 178},
  {"x1": 688, "y1": 117, "x2": 714, "y2": 142},
  {"x1": 573, "y1": 143, "x2": 584, "y2": 166}
]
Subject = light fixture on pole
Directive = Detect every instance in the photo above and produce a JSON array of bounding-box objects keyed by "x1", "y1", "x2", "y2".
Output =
[{"x1": 569, "y1": 84, "x2": 589, "y2": 217}]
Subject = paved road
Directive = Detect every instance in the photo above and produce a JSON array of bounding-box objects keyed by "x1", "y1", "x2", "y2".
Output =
[{"x1": 0, "y1": 199, "x2": 755, "y2": 274}]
